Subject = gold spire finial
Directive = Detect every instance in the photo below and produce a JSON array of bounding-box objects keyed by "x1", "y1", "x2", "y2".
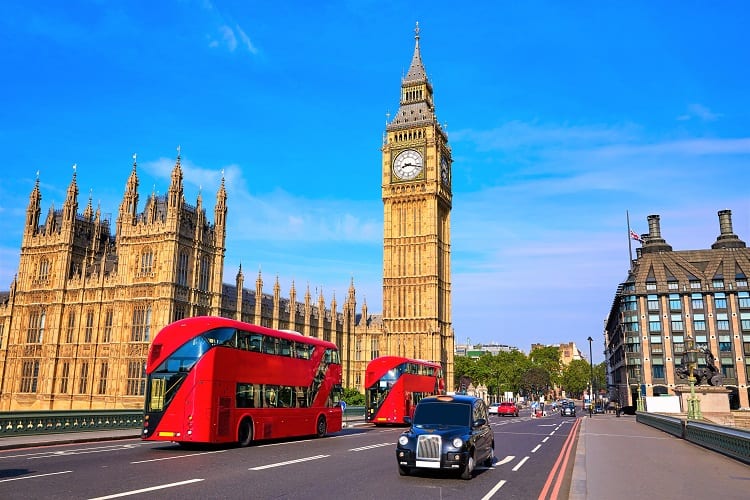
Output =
[{"x1": 415, "y1": 21, "x2": 420, "y2": 40}]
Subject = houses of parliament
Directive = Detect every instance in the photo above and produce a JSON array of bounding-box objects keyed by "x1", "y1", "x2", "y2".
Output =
[{"x1": 0, "y1": 25, "x2": 455, "y2": 411}]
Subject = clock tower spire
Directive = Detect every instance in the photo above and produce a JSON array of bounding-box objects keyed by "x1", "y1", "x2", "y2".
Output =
[{"x1": 381, "y1": 22, "x2": 454, "y2": 387}]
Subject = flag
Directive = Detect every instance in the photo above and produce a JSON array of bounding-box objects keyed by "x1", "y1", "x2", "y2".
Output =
[{"x1": 630, "y1": 229, "x2": 642, "y2": 242}]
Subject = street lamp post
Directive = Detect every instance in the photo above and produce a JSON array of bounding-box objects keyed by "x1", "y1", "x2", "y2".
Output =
[
  {"x1": 685, "y1": 336, "x2": 702, "y2": 420},
  {"x1": 587, "y1": 336, "x2": 594, "y2": 411}
]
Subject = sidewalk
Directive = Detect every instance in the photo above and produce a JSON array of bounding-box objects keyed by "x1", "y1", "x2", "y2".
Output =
[
  {"x1": 0, "y1": 429, "x2": 140, "y2": 451},
  {"x1": 569, "y1": 413, "x2": 749, "y2": 500}
]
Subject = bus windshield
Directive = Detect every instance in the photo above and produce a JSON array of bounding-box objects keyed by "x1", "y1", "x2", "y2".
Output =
[{"x1": 146, "y1": 335, "x2": 213, "y2": 412}]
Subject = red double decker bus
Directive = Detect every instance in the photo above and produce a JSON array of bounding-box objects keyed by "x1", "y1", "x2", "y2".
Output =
[
  {"x1": 142, "y1": 316, "x2": 342, "y2": 446},
  {"x1": 365, "y1": 356, "x2": 444, "y2": 425}
]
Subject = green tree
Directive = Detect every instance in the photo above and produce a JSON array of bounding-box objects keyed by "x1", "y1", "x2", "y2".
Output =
[
  {"x1": 560, "y1": 359, "x2": 591, "y2": 398},
  {"x1": 594, "y1": 361, "x2": 607, "y2": 396},
  {"x1": 342, "y1": 387, "x2": 365, "y2": 406},
  {"x1": 529, "y1": 345, "x2": 563, "y2": 387},
  {"x1": 520, "y1": 366, "x2": 550, "y2": 400},
  {"x1": 454, "y1": 355, "x2": 479, "y2": 392}
]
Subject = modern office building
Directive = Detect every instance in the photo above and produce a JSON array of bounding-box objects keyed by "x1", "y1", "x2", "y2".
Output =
[{"x1": 604, "y1": 210, "x2": 750, "y2": 409}]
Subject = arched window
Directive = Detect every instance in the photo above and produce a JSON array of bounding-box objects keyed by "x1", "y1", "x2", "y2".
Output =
[
  {"x1": 199, "y1": 256, "x2": 210, "y2": 291},
  {"x1": 177, "y1": 251, "x2": 189, "y2": 286},
  {"x1": 140, "y1": 249, "x2": 153, "y2": 275},
  {"x1": 38, "y1": 258, "x2": 50, "y2": 281}
]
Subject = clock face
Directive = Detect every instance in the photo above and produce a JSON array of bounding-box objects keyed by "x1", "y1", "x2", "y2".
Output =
[
  {"x1": 440, "y1": 155, "x2": 450, "y2": 185},
  {"x1": 393, "y1": 149, "x2": 424, "y2": 180}
]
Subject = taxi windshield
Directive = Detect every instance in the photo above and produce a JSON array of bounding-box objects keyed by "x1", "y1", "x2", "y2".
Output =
[{"x1": 412, "y1": 402, "x2": 471, "y2": 427}]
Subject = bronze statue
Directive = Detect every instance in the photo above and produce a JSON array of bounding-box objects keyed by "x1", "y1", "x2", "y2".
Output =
[{"x1": 676, "y1": 347, "x2": 723, "y2": 386}]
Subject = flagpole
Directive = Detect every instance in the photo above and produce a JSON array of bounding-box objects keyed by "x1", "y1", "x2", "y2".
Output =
[{"x1": 627, "y1": 210, "x2": 634, "y2": 269}]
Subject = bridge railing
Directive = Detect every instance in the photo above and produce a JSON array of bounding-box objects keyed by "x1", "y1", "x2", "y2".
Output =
[
  {"x1": 0, "y1": 410, "x2": 144, "y2": 437},
  {"x1": 637, "y1": 411, "x2": 750, "y2": 465},
  {"x1": 0, "y1": 406, "x2": 367, "y2": 439}
]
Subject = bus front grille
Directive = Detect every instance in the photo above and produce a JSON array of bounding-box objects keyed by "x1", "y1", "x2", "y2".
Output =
[{"x1": 416, "y1": 435, "x2": 441, "y2": 460}]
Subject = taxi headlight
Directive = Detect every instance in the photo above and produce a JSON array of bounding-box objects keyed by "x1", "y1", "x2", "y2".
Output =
[
  {"x1": 452, "y1": 437, "x2": 463, "y2": 448},
  {"x1": 398, "y1": 435, "x2": 410, "y2": 446}
]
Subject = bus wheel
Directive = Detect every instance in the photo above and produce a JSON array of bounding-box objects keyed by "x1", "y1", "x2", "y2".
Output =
[
  {"x1": 316, "y1": 416, "x2": 327, "y2": 438},
  {"x1": 238, "y1": 419, "x2": 253, "y2": 447}
]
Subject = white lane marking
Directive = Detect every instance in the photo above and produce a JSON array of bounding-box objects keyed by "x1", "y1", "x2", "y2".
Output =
[
  {"x1": 349, "y1": 442, "x2": 394, "y2": 451},
  {"x1": 249, "y1": 454, "x2": 329, "y2": 470},
  {"x1": 512, "y1": 456, "x2": 530, "y2": 471},
  {"x1": 1, "y1": 444, "x2": 142, "y2": 461},
  {"x1": 542, "y1": 437, "x2": 550, "y2": 443},
  {"x1": 257, "y1": 437, "x2": 317, "y2": 447},
  {"x1": 538, "y1": 424, "x2": 557, "y2": 427},
  {"x1": 481, "y1": 479, "x2": 507, "y2": 500},
  {"x1": 531, "y1": 444, "x2": 541, "y2": 453},
  {"x1": 549, "y1": 431, "x2": 556, "y2": 435},
  {"x1": 130, "y1": 449, "x2": 226, "y2": 464},
  {"x1": 88, "y1": 478, "x2": 204, "y2": 499},
  {"x1": 494, "y1": 455, "x2": 515, "y2": 466},
  {"x1": 0, "y1": 470, "x2": 72, "y2": 483}
]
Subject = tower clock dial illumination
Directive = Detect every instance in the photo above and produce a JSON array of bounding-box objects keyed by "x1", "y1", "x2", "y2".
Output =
[{"x1": 393, "y1": 149, "x2": 424, "y2": 180}]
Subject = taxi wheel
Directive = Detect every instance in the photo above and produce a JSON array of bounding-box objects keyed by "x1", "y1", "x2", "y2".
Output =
[
  {"x1": 398, "y1": 464, "x2": 410, "y2": 476},
  {"x1": 483, "y1": 445, "x2": 495, "y2": 467},
  {"x1": 461, "y1": 452, "x2": 474, "y2": 480}
]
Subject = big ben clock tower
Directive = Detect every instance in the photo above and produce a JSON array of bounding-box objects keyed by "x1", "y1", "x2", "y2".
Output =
[{"x1": 382, "y1": 23, "x2": 454, "y2": 386}]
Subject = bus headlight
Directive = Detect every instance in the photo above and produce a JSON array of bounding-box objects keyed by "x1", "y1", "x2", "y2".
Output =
[
  {"x1": 398, "y1": 435, "x2": 409, "y2": 446},
  {"x1": 452, "y1": 437, "x2": 463, "y2": 448}
]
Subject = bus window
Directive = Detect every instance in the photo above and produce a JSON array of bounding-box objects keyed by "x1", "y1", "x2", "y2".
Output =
[
  {"x1": 296, "y1": 387, "x2": 309, "y2": 407},
  {"x1": 279, "y1": 338, "x2": 292, "y2": 357},
  {"x1": 324, "y1": 348, "x2": 340, "y2": 365},
  {"x1": 236, "y1": 383, "x2": 257, "y2": 408},
  {"x1": 277, "y1": 386, "x2": 294, "y2": 407},
  {"x1": 204, "y1": 327, "x2": 237, "y2": 347},
  {"x1": 248, "y1": 333, "x2": 262, "y2": 352},
  {"x1": 264, "y1": 337, "x2": 279, "y2": 355},
  {"x1": 264, "y1": 385, "x2": 279, "y2": 407},
  {"x1": 296, "y1": 343, "x2": 311, "y2": 360}
]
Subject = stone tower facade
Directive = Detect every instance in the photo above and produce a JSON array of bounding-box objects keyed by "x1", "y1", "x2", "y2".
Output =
[{"x1": 379, "y1": 23, "x2": 454, "y2": 385}]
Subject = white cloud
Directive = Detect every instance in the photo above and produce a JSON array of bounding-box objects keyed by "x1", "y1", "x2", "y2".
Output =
[
  {"x1": 677, "y1": 103, "x2": 722, "y2": 122},
  {"x1": 208, "y1": 24, "x2": 258, "y2": 54}
]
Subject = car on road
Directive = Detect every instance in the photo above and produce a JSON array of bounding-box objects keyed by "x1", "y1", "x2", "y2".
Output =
[
  {"x1": 396, "y1": 394, "x2": 495, "y2": 480},
  {"x1": 488, "y1": 402, "x2": 501, "y2": 416},
  {"x1": 560, "y1": 402, "x2": 576, "y2": 417},
  {"x1": 496, "y1": 401, "x2": 520, "y2": 417}
]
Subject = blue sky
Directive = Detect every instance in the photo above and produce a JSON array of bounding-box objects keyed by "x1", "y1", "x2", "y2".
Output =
[{"x1": 2, "y1": 1, "x2": 750, "y2": 363}]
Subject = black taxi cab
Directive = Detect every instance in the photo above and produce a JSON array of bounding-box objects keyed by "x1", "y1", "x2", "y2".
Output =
[{"x1": 396, "y1": 395, "x2": 494, "y2": 480}]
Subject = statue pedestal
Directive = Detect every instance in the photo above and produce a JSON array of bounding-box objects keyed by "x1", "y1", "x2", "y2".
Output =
[{"x1": 673, "y1": 384, "x2": 730, "y2": 414}]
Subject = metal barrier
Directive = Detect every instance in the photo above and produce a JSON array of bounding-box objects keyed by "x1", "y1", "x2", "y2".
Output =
[
  {"x1": 0, "y1": 405, "x2": 366, "y2": 439},
  {"x1": 685, "y1": 420, "x2": 750, "y2": 465},
  {"x1": 0, "y1": 410, "x2": 144, "y2": 437},
  {"x1": 636, "y1": 411, "x2": 683, "y2": 437},
  {"x1": 637, "y1": 412, "x2": 750, "y2": 465},
  {"x1": 343, "y1": 405, "x2": 365, "y2": 426}
]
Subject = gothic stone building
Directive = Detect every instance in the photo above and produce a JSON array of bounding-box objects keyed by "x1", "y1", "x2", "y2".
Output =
[
  {"x1": 605, "y1": 210, "x2": 750, "y2": 410},
  {"x1": 0, "y1": 25, "x2": 455, "y2": 410}
]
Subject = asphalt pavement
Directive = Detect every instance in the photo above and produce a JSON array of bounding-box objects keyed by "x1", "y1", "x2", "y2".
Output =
[{"x1": 2, "y1": 413, "x2": 749, "y2": 499}]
